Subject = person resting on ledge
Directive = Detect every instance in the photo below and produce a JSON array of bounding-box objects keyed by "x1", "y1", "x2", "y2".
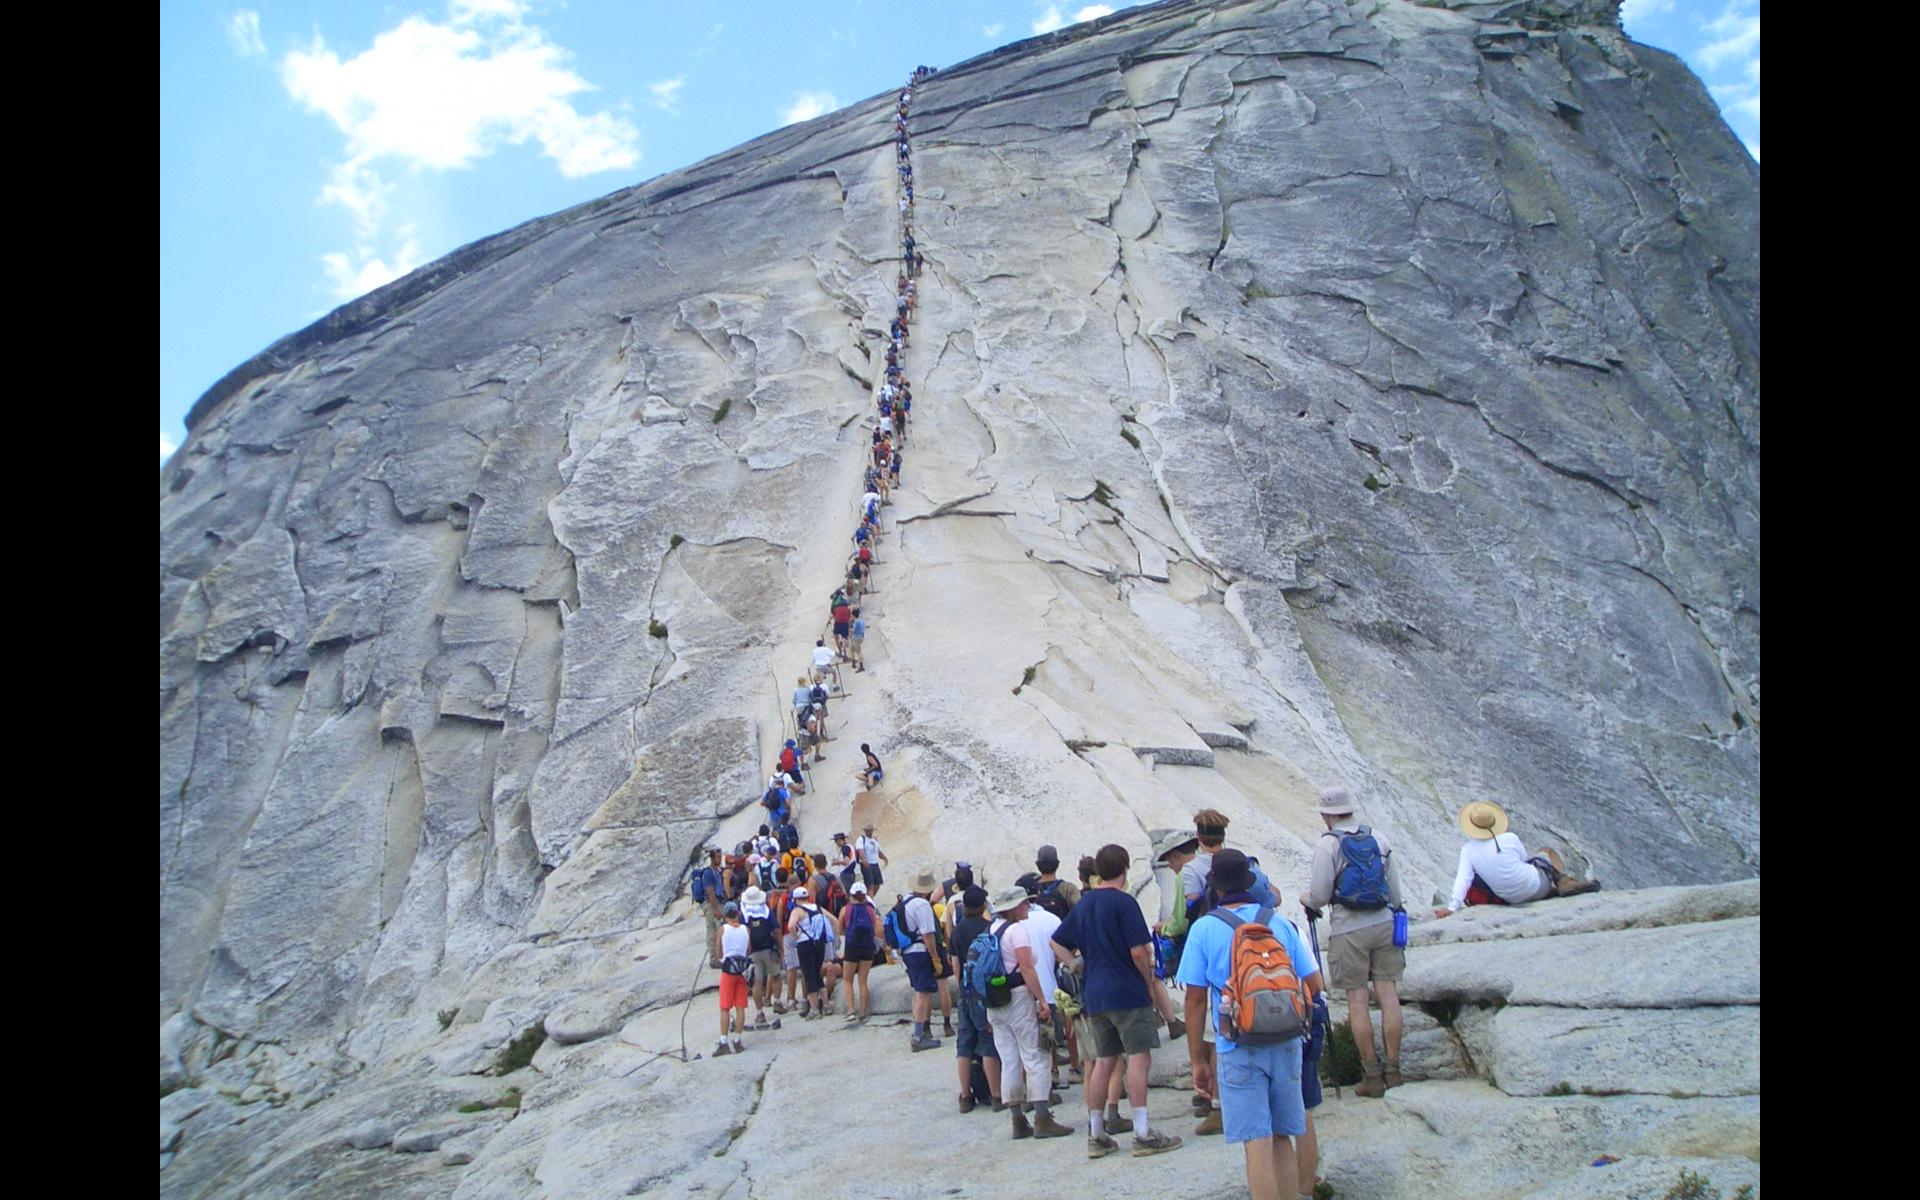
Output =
[{"x1": 1434, "y1": 801, "x2": 1600, "y2": 918}]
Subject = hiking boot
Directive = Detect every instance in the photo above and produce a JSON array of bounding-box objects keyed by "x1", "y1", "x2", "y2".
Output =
[
  {"x1": 1355, "y1": 1068, "x2": 1386, "y2": 1098},
  {"x1": 910, "y1": 1033, "x2": 942, "y2": 1052},
  {"x1": 1191, "y1": 1093, "x2": 1210, "y2": 1116},
  {"x1": 767, "y1": 1018, "x2": 781, "y2": 1030},
  {"x1": 942, "y1": 1020, "x2": 955, "y2": 1038},
  {"x1": 1033, "y1": 1113, "x2": 1074, "y2": 1138},
  {"x1": 1384, "y1": 1059, "x2": 1404, "y2": 1090},
  {"x1": 992, "y1": 1099, "x2": 1008, "y2": 1113},
  {"x1": 713, "y1": 1041, "x2": 731, "y2": 1057},
  {"x1": 1131, "y1": 1129, "x2": 1183, "y2": 1157},
  {"x1": 1194, "y1": 1109, "x2": 1223, "y2": 1136},
  {"x1": 1166, "y1": 1017, "x2": 1186, "y2": 1041},
  {"x1": 1103, "y1": 1112, "x2": 1130, "y2": 1136},
  {"x1": 1011, "y1": 1110, "x2": 1033, "y2": 1140},
  {"x1": 959, "y1": 1094, "x2": 976, "y2": 1115},
  {"x1": 1087, "y1": 1133, "x2": 1120, "y2": 1159},
  {"x1": 731, "y1": 1039, "x2": 745, "y2": 1054},
  {"x1": 1556, "y1": 877, "x2": 1603, "y2": 897}
]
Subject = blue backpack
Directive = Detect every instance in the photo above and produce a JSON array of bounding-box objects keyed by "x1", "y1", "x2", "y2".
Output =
[
  {"x1": 844, "y1": 901, "x2": 878, "y2": 956},
  {"x1": 885, "y1": 899, "x2": 916, "y2": 952},
  {"x1": 691, "y1": 866, "x2": 714, "y2": 903},
  {"x1": 1328, "y1": 827, "x2": 1391, "y2": 910},
  {"x1": 962, "y1": 919, "x2": 1012, "y2": 1007}
]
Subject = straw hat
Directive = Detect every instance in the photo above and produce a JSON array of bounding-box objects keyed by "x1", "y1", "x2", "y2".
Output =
[{"x1": 1458, "y1": 801, "x2": 1509, "y2": 840}]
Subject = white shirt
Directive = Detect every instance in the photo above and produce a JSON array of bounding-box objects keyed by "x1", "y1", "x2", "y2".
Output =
[
  {"x1": 812, "y1": 646, "x2": 836, "y2": 669},
  {"x1": 1449, "y1": 833, "x2": 1549, "y2": 910},
  {"x1": 862, "y1": 491, "x2": 881, "y2": 511},
  {"x1": 878, "y1": 416, "x2": 893, "y2": 435},
  {"x1": 855, "y1": 835, "x2": 882, "y2": 864},
  {"x1": 904, "y1": 895, "x2": 936, "y2": 955},
  {"x1": 720, "y1": 922, "x2": 750, "y2": 959},
  {"x1": 1023, "y1": 905, "x2": 1062, "y2": 996}
]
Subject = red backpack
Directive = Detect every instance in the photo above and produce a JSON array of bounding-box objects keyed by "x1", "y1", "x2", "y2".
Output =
[{"x1": 1211, "y1": 904, "x2": 1309, "y2": 1045}]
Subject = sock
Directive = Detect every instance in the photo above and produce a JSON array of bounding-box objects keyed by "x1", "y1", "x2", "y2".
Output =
[
  {"x1": 1133, "y1": 1108, "x2": 1151, "y2": 1138},
  {"x1": 1090, "y1": 1111, "x2": 1104, "y2": 1138},
  {"x1": 1105, "y1": 1104, "x2": 1120, "y2": 1121},
  {"x1": 1035, "y1": 1102, "x2": 1051, "y2": 1125}
]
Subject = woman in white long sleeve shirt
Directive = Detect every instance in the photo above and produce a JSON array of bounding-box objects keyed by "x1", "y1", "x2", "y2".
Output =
[{"x1": 1436, "y1": 801, "x2": 1587, "y2": 917}]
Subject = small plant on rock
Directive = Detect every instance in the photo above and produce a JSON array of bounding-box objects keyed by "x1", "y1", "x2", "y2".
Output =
[
  {"x1": 1322, "y1": 1021, "x2": 1365, "y2": 1088},
  {"x1": 649, "y1": 619, "x2": 668, "y2": 639},
  {"x1": 437, "y1": 1008, "x2": 458, "y2": 1031},
  {"x1": 669, "y1": 534, "x2": 685, "y2": 550},
  {"x1": 1119, "y1": 426, "x2": 1140, "y2": 449},
  {"x1": 494, "y1": 1022, "x2": 546, "y2": 1075},
  {"x1": 712, "y1": 399, "x2": 732, "y2": 424},
  {"x1": 1661, "y1": 1168, "x2": 1713, "y2": 1200},
  {"x1": 1546, "y1": 1081, "x2": 1573, "y2": 1096},
  {"x1": 1313, "y1": 1183, "x2": 1336, "y2": 1200},
  {"x1": 459, "y1": 1087, "x2": 522, "y2": 1114}
]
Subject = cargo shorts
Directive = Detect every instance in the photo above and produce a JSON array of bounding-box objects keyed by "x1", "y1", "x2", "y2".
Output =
[{"x1": 1327, "y1": 920, "x2": 1404, "y2": 991}]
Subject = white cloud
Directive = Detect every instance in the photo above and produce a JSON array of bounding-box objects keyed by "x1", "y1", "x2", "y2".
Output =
[
  {"x1": 161, "y1": 431, "x2": 179, "y2": 461},
  {"x1": 1033, "y1": 4, "x2": 1112, "y2": 34},
  {"x1": 1618, "y1": 0, "x2": 1674, "y2": 27},
  {"x1": 1699, "y1": 1, "x2": 1759, "y2": 70},
  {"x1": 983, "y1": 23, "x2": 1004, "y2": 38},
  {"x1": 649, "y1": 76, "x2": 685, "y2": 115},
  {"x1": 321, "y1": 226, "x2": 425, "y2": 301},
  {"x1": 781, "y1": 91, "x2": 840, "y2": 125},
  {"x1": 226, "y1": 9, "x2": 265, "y2": 57}
]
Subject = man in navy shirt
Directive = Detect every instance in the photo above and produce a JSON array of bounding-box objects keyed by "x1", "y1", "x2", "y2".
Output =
[{"x1": 1051, "y1": 843, "x2": 1184, "y2": 1159}]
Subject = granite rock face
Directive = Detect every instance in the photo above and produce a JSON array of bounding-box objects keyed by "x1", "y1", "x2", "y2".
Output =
[{"x1": 160, "y1": 1, "x2": 1757, "y2": 1196}]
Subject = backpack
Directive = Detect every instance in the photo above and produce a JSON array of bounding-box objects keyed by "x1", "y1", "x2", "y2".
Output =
[
  {"x1": 1209, "y1": 904, "x2": 1309, "y2": 1045},
  {"x1": 820, "y1": 875, "x2": 848, "y2": 917},
  {"x1": 756, "y1": 860, "x2": 775, "y2": 891},
  {"x1": 844, "y1": 901, "x2": 878, "y2": 957},
  {"x1": 810, "y1": 685, "x2": 828, "y2": 708},
  {"x1": 778, "y1": 822, "x2": 800, "y2": 853},
  {"x1": 885, "y1": 898, "x2": 917, "y2": 952},
  {"x1": 691, "y1": 866, "x2": 712, "y2": 903},
  {"x1": 1033, "y1": 879, "x2": 1071, "y2": 920},
  {"x1": 963, "y1": 919, "x2": 1013, "y2": 1007},
  {"x1": 794, "y1": 904, "x2": 831, "y2": 943},
  {"x1": 746, "y1": 910, "x2": 778, "y2": 953},
  {"x1": 1327, "y1": 827, "x2": 1391, "y2": 910},
  {"x1": 762, "y1": 785, "x2": 785, "y2": 813},
  {"x1": 780, "y1": 747, "x2": 798, "y2": 773}
]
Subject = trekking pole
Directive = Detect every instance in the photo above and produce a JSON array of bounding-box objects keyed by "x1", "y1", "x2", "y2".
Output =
[{"x1": 1305, "y1": 905, "x2": 1338, "y2": 1099}]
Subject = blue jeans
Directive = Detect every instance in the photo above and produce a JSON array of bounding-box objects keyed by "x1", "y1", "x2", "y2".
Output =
[
  {"x1": 1219, "y1": 1039, "x2": 1307, "y2": 1143},
  {"x1": 955, "y1": 996, "x2": 991, "y2": 1059}
]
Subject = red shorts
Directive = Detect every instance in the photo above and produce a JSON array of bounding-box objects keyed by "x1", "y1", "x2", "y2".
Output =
[{"x1": 719, "y1": 972, "x2": 749, "y2": 1009}]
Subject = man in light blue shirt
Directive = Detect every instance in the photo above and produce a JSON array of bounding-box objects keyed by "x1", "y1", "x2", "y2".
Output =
[{"x1": 1177, "y1": 849, "x2": 1322, "y2": 1200}]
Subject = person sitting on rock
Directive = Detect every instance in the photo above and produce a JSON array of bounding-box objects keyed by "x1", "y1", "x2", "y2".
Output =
[
  {"x1": 858, "y1": 743, "x2": 884, "y2": 789},
  {"x1": 1434, "y1": 801, "x2": 1600, "y2": 918}
]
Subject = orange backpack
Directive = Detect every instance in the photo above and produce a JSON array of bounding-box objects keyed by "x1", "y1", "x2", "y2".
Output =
[{"x1": 1212, "y1": 904, "x2": 1309, "y2": 1045}]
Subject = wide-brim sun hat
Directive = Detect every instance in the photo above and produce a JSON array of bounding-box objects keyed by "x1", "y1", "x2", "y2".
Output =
[
  {"x1": 912, "y1": 869, "x2": 938, "y2": 893},
  {"x1": 742, "y1": 886, "x2": 767, "y2": 906},
  {"x1": 989, "y1": 886, "x2": 1030, "y2": 914},
  {"x1": 1317, "y1": 786, "x2": 1357, "y2": 816},
  {"x1": 1152, "y1": 829, "x2": 1200, "y2": 862},
  {"x1": 1458, "y1": 801, "x2": 1510, "y2": 840}
]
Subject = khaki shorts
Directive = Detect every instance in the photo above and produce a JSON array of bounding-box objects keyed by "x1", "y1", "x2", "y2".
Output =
[
  {"x1": 1328, "y1": 921, "x2": 1405, "y2": 991},
  {"x1": 1088, "y1": 1005, "x2": 1161, "y2": 1058}
]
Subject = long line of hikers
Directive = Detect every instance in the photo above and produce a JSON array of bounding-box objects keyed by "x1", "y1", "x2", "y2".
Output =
[{"x1": 681, "y1": 62, "x2": 1601, "y2": 1200}]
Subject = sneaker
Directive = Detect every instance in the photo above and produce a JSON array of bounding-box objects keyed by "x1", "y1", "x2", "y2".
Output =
[
  {"x1": 767, "y1": 1018, "x2": 782, "y2": 1030},
  {"x1": 732, "y1": 1039, "x2": 745, "y2": 1053},
  {"x1": 1384, "y1": 1059, "x2": 1404, "y2": 1090},
  {"x1": 1033, "y1": 1113, "x2": 1074, "y2": 1138},
  {"x1": 910, "y1": 1034, "x2": 942, "y2": 1052},
  {"x1": 1194, "y1": 1109, "x2": 1223, "y2": 1136},
  {"x1": 1355, "y1": 1069, "x2": 1386, "y2": 1099},
  {"x1": 1131, "y1": 1130, "x2": 1183, "y2": 1157},
  {"x1": 844, "y1": 1012, "x2": 859, "y2": 1023},
  {"x1": 714, "y1": 1041, "x2": 731, "y2": 1057},
  {"x1": 1011, "y1": 1111, "x2": 1032, "y2": 1140},
  {"x1": 1103, "y1": 1112, "x2": 1129, "y2": 1136},
  {"x1": 959, "y1": 1094, "x2": 976, "y2": 1114},
  {"x1": 1087, "y1": 1134, "x2": 1120, "y2": 1159}
]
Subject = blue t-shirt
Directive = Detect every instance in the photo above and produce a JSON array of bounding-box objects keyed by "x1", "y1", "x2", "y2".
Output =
[
  {"x1": 1051, "y1": 887, "x2": 1152, "y2": 1015},
  {"x1": 1174, "y1": 903, "x2": 1319, "y2": 1054},
  {"x1": 852, "y1": 618, "x2": 865, "y2": 638}
]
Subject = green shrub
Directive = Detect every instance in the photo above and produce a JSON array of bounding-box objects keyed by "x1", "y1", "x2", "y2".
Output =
[
  {"x1": 437, "y1": 1008, "x2": 458, "y2": 1031},
  {"x1": 669, "y1": 534, "x2": 685, "y2": 550},
  {"x1": 1014, "y1": 665, "x2": 1037, "y2": 695},
  {"x1": 1419, "y1": 999, "x2": 1460, "y2": 1028},
  {"x1": 1546, "y1": 1081, "x2": 1573, "y2": 1096},
  {"x1": 712, "y1": 399, "x2": 732, "y2": 424},
  {"x1": 495, "y1": 1023, "x2": 545, "y2": 1075},
  {"x1": 649, "y1": 619, "x2": 668, "y2": 639},
  {"x1": 1362, "y1": 473, "x2": 1387, "y2": 492},
  {"x1": 1119, "y1": 427, "x2": 1140, "y2": 449},
  {"x1": 1322, "y1": 1021, "x2": 1364, "y2": 1087},
  {"x1": 1313, "y1": 1183, "x2": 1336, "y2": 1200},
  {"x1": 458, "y1": 1087, "x2": 521, "y2": 1114},
  {"x1": 1661, "y1": 1168, "x2": 1713, "y2": 1200},
  {"x1": 1091, "y1": 480, "x2": 1118, "y2": 509}
]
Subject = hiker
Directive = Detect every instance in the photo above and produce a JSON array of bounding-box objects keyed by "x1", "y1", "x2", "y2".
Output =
[
  {"x1": 858, "y1": 743, "x2": 884, "y2": 789},
  {"x1": 1435, "y1": 800, "x2": 1599, "y2": 917},
  {"x1": 761, "y1": 777, "x2": 791, "y2": 829},
  {"x1": 787, "y1": 885, "x2": 840, "y2": 1019},
  {"x1": 1301, "y1": 787, "x2": 1405, "y2": 1098},
  {"x1": 1184, "y1": 810, "x2": 1281, "y2": 915},
  {"x1": 798, "y1": 703, "x2": 826, "y2": 759},
  {"x1": 714, "y1": 901, "x2": 751, "y2": 1056},
  {"x1": 849, "y1": 607, "x2": 867, "y2": 672},
  {"x1": 840, "y1": 880, "x2": 882, "y2": 1022},
  {"x1": 950, "y1": 884, "x2": 1004, "y2": 1112},
  {"x1": 832, "y1": 598, "x2": 854, "y2": 656},
  {"x1": 982, "y1": 887, "x2": 1074, "y2": 1139},
  {"x1": 833, "y1": 832, "x2": 858, "y2": 887},
  {"x1": 854, "y1": 823, "x2": 888, "y2": 889},
  {"x1": 778, "y1": 739, "x2": 807, "y2": 793},
  {"x1": 1019, "y1": 845, "x2": 1077, "y2": 918},
  {"x1": 811, "y1": 639, "x2": 842, "y2": 691},
  {"x1": 902, "y1": 869, "x2": 946, "y2": 1051},
  {"x1": 1050, "y1": 843, "x2": 1183, "y2": 1159},
  {"x1": 793, "y1": 675, "x2": 820, "y2": 722},
  {"x1": 740, "y1": 886, "x2": 783, "y2": 1030},
  {"x1": 695, "y1": 847, "x2": 728, "y2": 968},
  {"x1": 890, "y1": 446, "x2": 903, "y2": 488},
  {"x1": 1176, "y1": 848, "x2": 1322, "y2": 1196}
]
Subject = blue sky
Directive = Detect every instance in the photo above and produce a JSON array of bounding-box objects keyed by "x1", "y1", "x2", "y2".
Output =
[{"x1": 159, "y1": 0, "x2": 1759, "y2": 461}]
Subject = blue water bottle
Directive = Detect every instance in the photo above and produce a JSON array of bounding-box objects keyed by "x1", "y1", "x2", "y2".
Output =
[{"x1": 1391, "y1": 906, "x2": 1409, "y2": 949}]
